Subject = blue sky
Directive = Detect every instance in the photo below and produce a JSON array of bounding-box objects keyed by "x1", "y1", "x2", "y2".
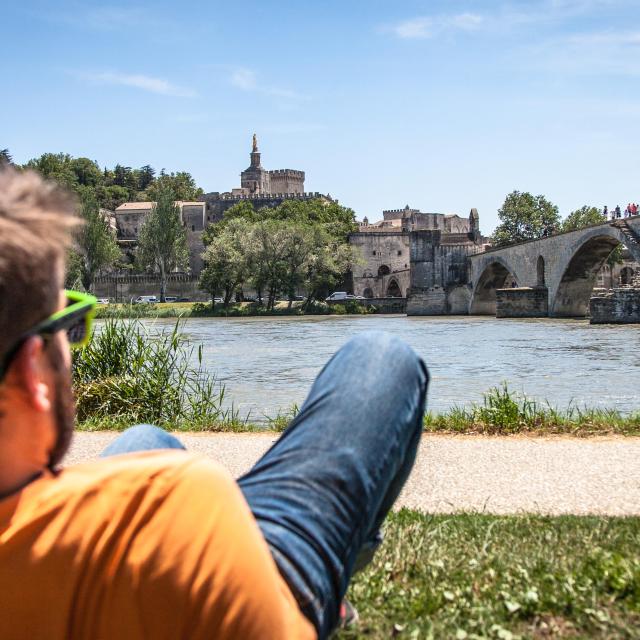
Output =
[{"x1": 3, "y1": 0, "x2": 639, "y2": 233}]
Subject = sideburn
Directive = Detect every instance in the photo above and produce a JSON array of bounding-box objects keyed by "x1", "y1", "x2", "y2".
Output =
[{"x1": 45, "y1": 339, "x2": 76, "y2": 469}]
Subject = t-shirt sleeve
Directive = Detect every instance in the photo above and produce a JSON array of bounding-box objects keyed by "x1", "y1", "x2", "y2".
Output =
[{"x1": 94, "y1": 457, "x2": 315, "y2": 640}]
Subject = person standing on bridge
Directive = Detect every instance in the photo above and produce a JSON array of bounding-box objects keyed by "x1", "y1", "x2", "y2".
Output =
[
  {"x1": 603, "y1": 205, "x2": 609, "y2": 219},
  {"x1": 616, "y1": 205, "x2": 622, "y2": 219}
]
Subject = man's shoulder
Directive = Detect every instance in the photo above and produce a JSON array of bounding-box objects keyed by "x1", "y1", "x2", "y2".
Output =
[
  {"x1": 14, "y1": 451, "x2": 235, "y2": 525},
  {"x1": 59, "y1": 450, "x2": 233, "y2": 498}
]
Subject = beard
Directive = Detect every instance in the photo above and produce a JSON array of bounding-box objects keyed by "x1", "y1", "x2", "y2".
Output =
[{"x1": 46, "y1": 342, "x2": 76, "y2": 469}]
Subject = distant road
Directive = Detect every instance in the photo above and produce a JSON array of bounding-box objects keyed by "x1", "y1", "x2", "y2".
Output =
[{"x1": 65, "y1": 433, "x2": 640, "y2": 517}]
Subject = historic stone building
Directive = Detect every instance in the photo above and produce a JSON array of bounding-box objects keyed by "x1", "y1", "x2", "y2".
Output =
[
  {"x1": 350, "y1": 205, "x2": 489, "y2": 313},
  {"x1": 114, "y1": 201, "x2": 207, "y2": 272},
  {"x1": 199, "y1": 135, "x2": 331, "y2": 224},
  {"x1": 93, "y1": 136, "x2": 331, "y2": 299}
]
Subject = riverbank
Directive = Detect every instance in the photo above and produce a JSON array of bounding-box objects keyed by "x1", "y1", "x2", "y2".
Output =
[
  {"x1": 94, "y1": 300, "x2": 375, "y2": 318},
  {"x1": 76, "y1": 382, "x2": 640, "y2": 437}
]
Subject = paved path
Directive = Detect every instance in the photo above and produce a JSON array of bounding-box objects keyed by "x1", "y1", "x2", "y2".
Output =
[{"x1": 65, "y1": 433, "x2": 640, "y2": 516}]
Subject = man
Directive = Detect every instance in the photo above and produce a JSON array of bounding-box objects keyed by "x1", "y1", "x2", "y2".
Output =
[{"x1": 0, "y1": 168, "x2": 429, "y2": 639}]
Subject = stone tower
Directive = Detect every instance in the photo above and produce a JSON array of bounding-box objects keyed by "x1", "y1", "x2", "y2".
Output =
[{"x1": 240, "y1": 134, "x2": 270, "y2": 194}]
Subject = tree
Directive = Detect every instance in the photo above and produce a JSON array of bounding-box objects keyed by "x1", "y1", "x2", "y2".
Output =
[
  {"x1": 25, "y1": 153, "x2": 78, "y2": 190},
  {"x1": 561, "y1": 206, "x2": 604, "y2": 232},
  {"x1": 136, "y1": 187, "x2": 189, "y2": 301},
  {"x1": 138, "y1": 165, "x2": 156, "y2": 190},
  {"x1": 70, "y1": 157, "x2": 103, "y2": 187},
  {"x1": 561, "y1": 205, "x2": 621, "y2": 265},
  {"x1": 64, "y1": 249, "x2": 85, "y2": 290},
  {"x1": 492, "y1": 191, "x2": 560, "y2": 247},
  {"x1": 146, "y1": 171, "x2": 203, "y2": 201},
  {"x1": 302, "y1": 228, "x2": 356, "y2": 309},
  {"x1": 76, "y1": 193, "x2": 121, "y2": 292},
  {"x1": 199, "y1": 220, "x2": 251, "y2": 306}
]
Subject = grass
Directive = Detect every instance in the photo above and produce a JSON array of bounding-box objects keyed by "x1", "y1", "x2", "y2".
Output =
[
  {"x1": 338, "y1": 510, "x2": 640, "y2": 639},
  {"x1": 423, "y1": 383, "x2": 640, "y2": 437},
  {"x1": 72, "y1": 318, "x2": 239, "y2": 430},
  {"x1": 94, "y1": 299, "x2": 375, "y2": 319}
]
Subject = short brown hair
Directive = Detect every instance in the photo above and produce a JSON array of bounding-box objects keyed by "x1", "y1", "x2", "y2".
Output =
[{"x1": 0, "y1": 167, "x2": 79, "y2": 365}]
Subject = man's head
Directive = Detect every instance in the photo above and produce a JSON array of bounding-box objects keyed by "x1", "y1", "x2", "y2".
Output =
[{"x1": 0, "y1": 167, "x2": 79, "y2": 491}]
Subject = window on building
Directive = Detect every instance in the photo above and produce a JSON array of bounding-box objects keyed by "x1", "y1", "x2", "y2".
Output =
[
  {"x1": 192, "y1": 225, "x2": 195, "y2": 232},
  {"x1": 378, "y1": 265, "x2": 391, "y2": 276},
  {"x1": 397, "y1": 250, "x2": 402, "y2": 256},
  {"x1": 134, "y1": 227, "x2": 138, "y2": 233},
  {"x1": 372, "y1": 250, "x2": 376, "y2": 256}
]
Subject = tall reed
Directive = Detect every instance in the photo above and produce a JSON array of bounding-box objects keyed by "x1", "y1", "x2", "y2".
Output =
[{"x1": 73, "y1": 318, "x2": 238, "y2": 430}]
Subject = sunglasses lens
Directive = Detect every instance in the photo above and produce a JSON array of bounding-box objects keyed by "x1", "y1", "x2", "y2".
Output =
[{"x1": 67, "y1": 317, "x2": 87, "y2": 345}]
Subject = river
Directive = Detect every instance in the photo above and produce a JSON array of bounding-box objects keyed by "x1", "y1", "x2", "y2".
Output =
[{"x1": 140, "y1": 315, "x2": 640, "y2": 422}]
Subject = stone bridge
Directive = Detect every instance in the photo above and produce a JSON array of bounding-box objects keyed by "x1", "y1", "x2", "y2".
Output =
[{"x1": 468, "y1": 218, "x2": 640, "y2": 317}]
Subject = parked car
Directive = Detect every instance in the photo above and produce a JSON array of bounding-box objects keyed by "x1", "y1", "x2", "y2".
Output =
[
  {"x1": 213, "y1": 297, "x2": 223, "y2": 303},
  {"x1": 164, "y1": 296, "x2": 178, "y2": 303},
  {"x1": 178, "y1": 297, "x2": 191, "y2": 302},
  {"x1": 133, "y1": 295, "x2": 158, "y2": 304},
  {"x1": 325, "y1": 291, "x2": 350, "y2": 302},
  {"x1": 325, "y1": 292, "x2": 360, "y2": 302},
  {"x1": 96, "y1": 298, "x2": 110, "y2": 304}
]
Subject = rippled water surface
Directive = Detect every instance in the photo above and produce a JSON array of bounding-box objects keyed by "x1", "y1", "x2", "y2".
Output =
[{"x1": 139, "y1": 316, "x2": 640, "y2": 421}]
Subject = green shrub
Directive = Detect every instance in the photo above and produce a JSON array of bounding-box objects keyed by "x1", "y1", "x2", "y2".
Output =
[{"x1": 73, "y1": 319, "x2": 234, "y2": 429}]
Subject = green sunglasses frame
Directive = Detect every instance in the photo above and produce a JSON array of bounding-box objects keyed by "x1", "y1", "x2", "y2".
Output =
[{"x1": 0, "y1": 290, "x2": 97, "y2": 381}]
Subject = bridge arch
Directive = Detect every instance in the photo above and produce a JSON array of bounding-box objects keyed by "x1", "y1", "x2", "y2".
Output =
[
  {"x1": 551, "y1": 234, "x2": 621, "y2": 317},
  {"x1": 469, "y1": 258, "x2": 519, "y2": 315}
]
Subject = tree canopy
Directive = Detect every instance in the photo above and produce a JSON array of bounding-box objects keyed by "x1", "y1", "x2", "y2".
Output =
[
  {"x1": 19, "y1": 151, "x2": 202, "y2": 212},
  {"x1": 561, "y1": 206, "x2": 605, "y2": 232},
  {"x1": 200, "y1": 199, "x2": 358, "y2": 308},
  {"x1": 492, "y1": 191, "x2": 560, "y2": 247}
]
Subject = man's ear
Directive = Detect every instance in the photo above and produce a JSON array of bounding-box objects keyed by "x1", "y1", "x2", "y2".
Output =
[{"x1": 9, "y1": 336, "x2": 52, "y2": 413}]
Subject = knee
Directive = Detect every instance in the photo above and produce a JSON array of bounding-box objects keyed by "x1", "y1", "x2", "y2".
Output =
[
  {"x1": 100, "y1": 424, "x2": 186, "y2": 458},
  {"x1": 344, "y1": 332, "x2": 427, "y2": 381}
]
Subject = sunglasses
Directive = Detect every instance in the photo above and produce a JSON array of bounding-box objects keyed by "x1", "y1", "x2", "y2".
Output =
[{"x1": 0, "y1": 290, "x2": 97, "y2": 381}]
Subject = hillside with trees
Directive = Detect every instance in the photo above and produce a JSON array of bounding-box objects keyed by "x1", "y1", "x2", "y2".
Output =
[{"x1": 2, "y1": 149, "x2": 202, "y2": 211}]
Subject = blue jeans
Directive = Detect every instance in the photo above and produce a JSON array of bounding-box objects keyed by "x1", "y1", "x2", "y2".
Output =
[{"x1": 102, "y1": 332, "x2": 429, "y2": 639}]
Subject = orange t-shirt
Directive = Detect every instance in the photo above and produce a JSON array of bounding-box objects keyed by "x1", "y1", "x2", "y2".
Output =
[{"x1": 0, "y1": 451, "x2": 316, "y2": 640}]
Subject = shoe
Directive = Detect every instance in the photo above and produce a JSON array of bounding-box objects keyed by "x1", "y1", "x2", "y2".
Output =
[{"x1": 338, "y1": 599, "x2": 359, "y2": 628}]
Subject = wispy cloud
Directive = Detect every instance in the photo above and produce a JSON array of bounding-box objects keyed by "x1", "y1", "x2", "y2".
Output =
[
  {"x1": 74, "y1": 71, "x2": 197, "y2": 97},
  {"x1": 385, "y1": 13, "x2": 484, "y2": 39},
  {"x1": 230, "y1": 68, "x2": 258, "y2": 91},
  {"x1": 228, "y1": 66, "x2": 308, "y2": 103}
]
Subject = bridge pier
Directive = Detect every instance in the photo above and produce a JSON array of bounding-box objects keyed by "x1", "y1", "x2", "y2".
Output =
[{"x1": 496, "y1": 287, "x2": 549, "y2": 318}]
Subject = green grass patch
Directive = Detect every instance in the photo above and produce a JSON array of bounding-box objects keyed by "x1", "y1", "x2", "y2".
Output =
[
  {"x1": 424, "y1": 383, "x2": 640, "y2": 437},
  {"x1": 94, "y1": 299, "x2": 375, "y2": 319},
  {"x1": 339, "y1": 510, "x2": 640, "y2": 639}
]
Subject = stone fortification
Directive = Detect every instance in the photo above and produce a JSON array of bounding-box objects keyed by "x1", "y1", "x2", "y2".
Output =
[
  {"x1": 351, "y1": 207, "x2": 487, "y2": 312},
  {"x1": 106, "y1": 136, "x2": 330, "y2": 291},
  {"x1": 201, "y1": 191, "x2": 330, "y2": 224}
]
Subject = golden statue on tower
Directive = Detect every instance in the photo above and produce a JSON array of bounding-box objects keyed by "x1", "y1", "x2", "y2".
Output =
[{"x1": 252, "y1": 133, "x2": 258, "y2": 152}]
